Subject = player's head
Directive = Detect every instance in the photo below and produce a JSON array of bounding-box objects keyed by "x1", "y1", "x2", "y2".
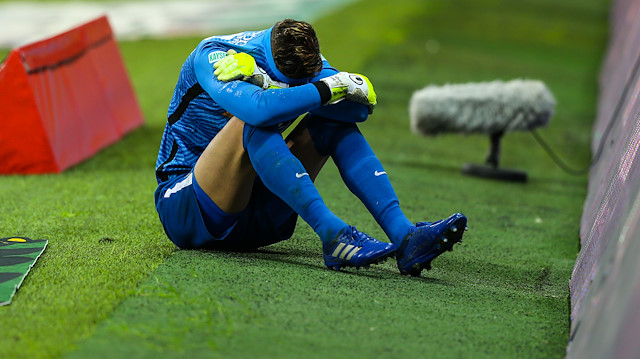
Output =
[{"x1": 271, "y1": 19, "x2": 323, "y2": 79}]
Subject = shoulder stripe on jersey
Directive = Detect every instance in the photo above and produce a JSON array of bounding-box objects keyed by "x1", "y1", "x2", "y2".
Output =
[
  {"x1": 156, "y1": 141, "x2": 179, "y2": 183},
  {"x1": 168, "y1": 83, "x2": 205, "y2": 125}
]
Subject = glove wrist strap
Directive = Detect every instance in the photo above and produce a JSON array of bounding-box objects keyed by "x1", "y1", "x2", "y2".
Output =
[{"x1": 313, "y1": 81, "x2": 332, "y2": 105}]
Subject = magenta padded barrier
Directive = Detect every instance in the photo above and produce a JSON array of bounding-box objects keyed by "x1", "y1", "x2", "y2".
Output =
[{"x1": 568, "y1": 0, "x2": 640, "y2": 357}]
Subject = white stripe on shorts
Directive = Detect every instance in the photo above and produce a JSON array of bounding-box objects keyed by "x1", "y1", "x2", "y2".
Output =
[{"x1": 164, "y1": 172, "x2": 193, "y2": 198}]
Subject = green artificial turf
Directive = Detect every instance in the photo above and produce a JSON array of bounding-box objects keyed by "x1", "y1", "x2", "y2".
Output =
[{"x1": 0, "y1": 0, "x2": 609, "y2": 358}]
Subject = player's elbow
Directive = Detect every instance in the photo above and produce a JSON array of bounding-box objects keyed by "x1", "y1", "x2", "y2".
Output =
[
  {"x1": 243, "y1": 91, "x2": 291, "y2": 127},
  {"x1": 242, "y1": 107, "x2": 278, "y2": 127}
]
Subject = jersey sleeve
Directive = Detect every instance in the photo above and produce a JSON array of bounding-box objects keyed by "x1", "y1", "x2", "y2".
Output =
[{"x1": 193, "y1": 44, "x2": 323, "y2": 127}]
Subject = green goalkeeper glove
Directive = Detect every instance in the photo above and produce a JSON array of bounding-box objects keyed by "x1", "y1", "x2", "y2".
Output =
[
  {"x1": 213, "y1": 49, "x2": 288, "y2": 89},
  {"x1": 320, "y1": 72, "x2": 377, "y2": 114}
]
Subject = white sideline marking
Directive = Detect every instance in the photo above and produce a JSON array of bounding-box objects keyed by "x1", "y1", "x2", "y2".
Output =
[{"x1": 0, "y1": 0, "x2": 356, "y2": 48}]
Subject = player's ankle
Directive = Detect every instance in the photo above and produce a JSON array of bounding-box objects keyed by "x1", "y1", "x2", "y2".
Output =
[{"x1": 318, "y1": 224, "x2": 349, "y2": 244}]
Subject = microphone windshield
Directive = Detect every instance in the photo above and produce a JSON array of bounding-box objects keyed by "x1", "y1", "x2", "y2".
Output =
[{"x1": 410, "y1": 79, "x2": 556, "y2": 136}]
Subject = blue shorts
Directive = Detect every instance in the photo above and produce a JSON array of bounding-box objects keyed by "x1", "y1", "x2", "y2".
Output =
[{"x1": 154, "y1": 171, "x2": 298, "y2": 251}]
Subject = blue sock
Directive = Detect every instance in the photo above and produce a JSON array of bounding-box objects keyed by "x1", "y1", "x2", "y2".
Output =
[
  {"x1": 243, "y1": 123, "x2": 348, "y2": 243},
  {"x1": 308, "y1": 118, "x2": 413, "y2": 246}
]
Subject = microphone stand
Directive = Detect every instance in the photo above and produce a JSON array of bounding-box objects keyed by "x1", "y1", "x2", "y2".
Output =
[{"x1": 462, "y1": 130, "x2": 528, "y2": 182}]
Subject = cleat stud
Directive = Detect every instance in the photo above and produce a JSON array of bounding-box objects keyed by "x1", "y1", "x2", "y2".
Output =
[
  {"x1": 443, "y1": 238, "x2": 448, "y2": 243},
  {"x1": 451, "y1": 227, "x2": 458, "y2": 232},
  {"x1": 465, "y1": 226, "x2": 469, "y2": 231}
]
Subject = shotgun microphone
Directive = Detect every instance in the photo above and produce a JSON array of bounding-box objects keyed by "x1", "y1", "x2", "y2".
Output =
[{"x1": 409, "y1": 79, "x2": 556, "y2": 182}]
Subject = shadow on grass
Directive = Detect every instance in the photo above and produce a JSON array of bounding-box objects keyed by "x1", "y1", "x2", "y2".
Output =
[
  {"x1": 385, "y1": 156, "x2": 463, "y2": 175},
  {"x1": 188, "y1": 245, "x2": 451, "y2": 285}
]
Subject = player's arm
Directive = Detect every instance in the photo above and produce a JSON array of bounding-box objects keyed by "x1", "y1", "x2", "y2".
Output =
[
  {"x1": 206, "y1": 50, "x2": 376, "y2": 125},
  {"x1": 194, "y1": 47, "x2": 324, "y2": 127}
]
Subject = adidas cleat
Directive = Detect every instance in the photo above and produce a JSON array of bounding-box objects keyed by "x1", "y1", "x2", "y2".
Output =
[
  {"x1": 323, "y1": 226, "x2": 396, "y2": 271},
  {"x1": 396, "y1": 213, "x2": 468, "y2": 276}
]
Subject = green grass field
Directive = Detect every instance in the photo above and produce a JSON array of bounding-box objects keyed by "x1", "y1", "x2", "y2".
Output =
[{"x1": 0, "y1": 0, "x2": 609, "y2": 358}]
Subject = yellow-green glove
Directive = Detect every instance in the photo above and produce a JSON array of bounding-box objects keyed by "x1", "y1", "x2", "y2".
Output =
[
  {"x1": 213, "y1": 49, "x2": 288, "y2": 89},
  {"x1": 319, "y1": 72, "x2": 349, "y2": 103},
  {"x1": 213, "y1": 49, "x2": 255, "y2": 81},
  {"x1": 245, "y1": 66, "x2": 289, "y2": 90},
  {"x1": 320, "y1": 72, "x2": 377, "y2": 114},
  {"x1": 345, "y1": 73, "x2": 376, "y2": 114}
]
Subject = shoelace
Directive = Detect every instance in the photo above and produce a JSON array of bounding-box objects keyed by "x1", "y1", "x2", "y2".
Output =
[
  {"x1": 344, "y1": 226, "x2": 373, "y2": 246},
  {"x1": 409, "y1": 222, "x2": 430, "y2": 234}
]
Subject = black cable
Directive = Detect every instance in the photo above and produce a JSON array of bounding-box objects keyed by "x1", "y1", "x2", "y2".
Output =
[
  {"x1": 532, "y1": 46, "x2": 640, "y2": 176},
  {"x1": 531, "y1": 129, "x2": 593, "y2": 175},
  {"x1": 532, "y1": 110, "x2": 619, "y2": 176}
]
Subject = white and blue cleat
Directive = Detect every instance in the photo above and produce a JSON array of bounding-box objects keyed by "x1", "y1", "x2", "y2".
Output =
[
  {"x1": 323, "y1": 226, "x2": 396, "y2": 271},
  {"x1": 396, "y1": 213, "x2": 468, "y2": 276}
]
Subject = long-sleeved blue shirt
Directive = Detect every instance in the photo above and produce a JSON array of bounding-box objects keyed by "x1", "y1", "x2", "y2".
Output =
[{"x1": 155, "y1": 26, "x2": 369, "y2": 183}]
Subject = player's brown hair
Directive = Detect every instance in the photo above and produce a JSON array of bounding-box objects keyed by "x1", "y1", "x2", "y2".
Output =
[{"x1": 271, "y1": 19, "x2": 323, "y2": 79}]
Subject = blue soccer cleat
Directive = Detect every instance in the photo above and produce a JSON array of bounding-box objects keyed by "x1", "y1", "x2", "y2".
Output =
[
  {"x1": 323, "y1": 226, "x2": 396, "y2": 271},
  {"x1": 396, "y1": 213, "x2": 468, "y2": 276}
]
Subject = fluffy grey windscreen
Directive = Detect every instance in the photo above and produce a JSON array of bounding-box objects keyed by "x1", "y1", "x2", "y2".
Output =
[{"x1": 409, "y1": 79, "x2": 556, "y2": 136}]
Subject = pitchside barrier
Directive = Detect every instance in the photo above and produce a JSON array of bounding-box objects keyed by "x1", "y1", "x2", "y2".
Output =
[
  {"x1": 0, "y1": 16, "x2": 143, "y2": 174},
  {"x1": 567, "y1": 0, "x2": 640, "y2": 357}
]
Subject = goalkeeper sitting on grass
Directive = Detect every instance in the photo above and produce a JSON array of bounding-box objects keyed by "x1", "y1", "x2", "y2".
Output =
[{"x1": 154, "y1": 19, "x2": 467, "y2": 276}]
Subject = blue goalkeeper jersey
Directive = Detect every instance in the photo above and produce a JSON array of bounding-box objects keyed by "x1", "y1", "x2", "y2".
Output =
[{"x1": 155, "y1": 26, "x2": 370, "y2": 184}]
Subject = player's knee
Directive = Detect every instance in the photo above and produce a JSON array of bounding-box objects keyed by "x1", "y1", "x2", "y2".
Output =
[
  {"x1": 306, "y1": 115, "x2": 358, "y2": 156},
  {"x1": 242, "y1": 122, "x2": 281, "y2": 151}
]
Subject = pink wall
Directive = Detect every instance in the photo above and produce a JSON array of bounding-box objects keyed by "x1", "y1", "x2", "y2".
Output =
[{"x1": 568, "y1": 0, "x2": 640, "y2": 357}]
